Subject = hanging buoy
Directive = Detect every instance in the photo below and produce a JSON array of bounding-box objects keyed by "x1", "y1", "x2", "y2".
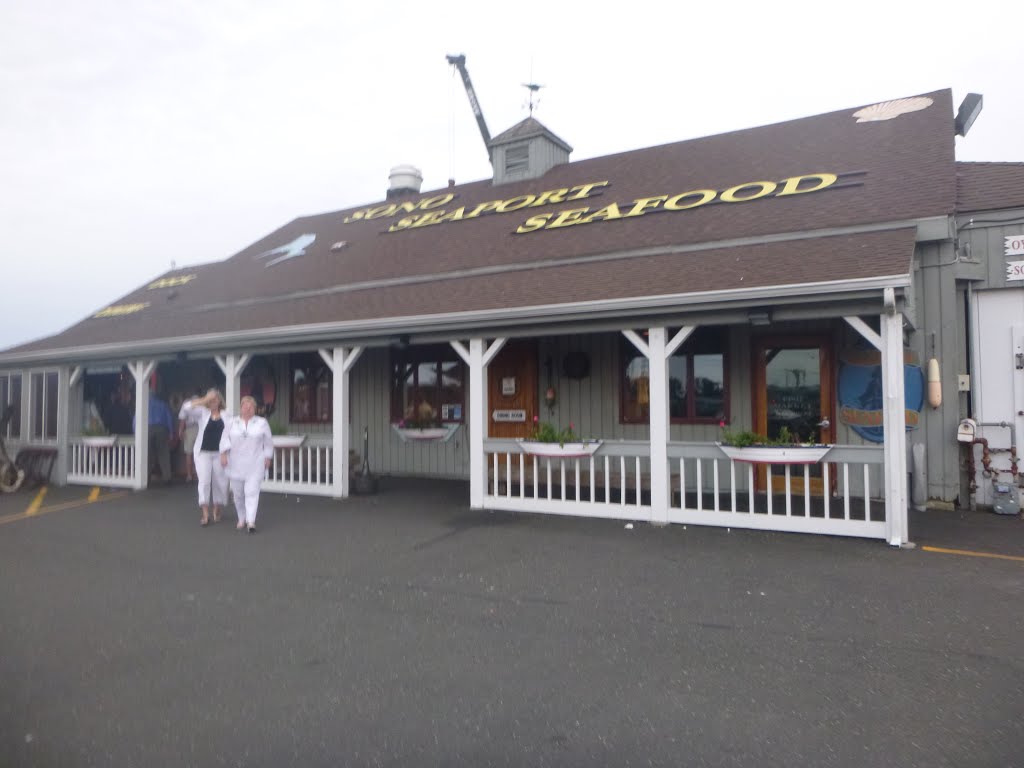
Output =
[{"x1": 927, "y1": 357, "x2": 942, "y2": 408}]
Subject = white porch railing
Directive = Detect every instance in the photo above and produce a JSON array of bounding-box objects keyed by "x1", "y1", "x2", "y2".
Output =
[
  {"x1": 485, "y1": 440, "x2": 887, "y2": 539},
  {"x1": 263, "y1": 438, "x2": 334, "y2": 496},
  {"x1": 485, "y1": 440, "x2": 653, "y2": 522},
  {"x1": 667, "y1": 443, "x2": 886, "y2": 539},
  {"x1": 67, "y1": 438, "x2": 136, "y2": 488}
]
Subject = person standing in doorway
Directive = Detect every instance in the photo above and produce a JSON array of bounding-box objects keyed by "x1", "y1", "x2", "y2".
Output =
[
  {"x1": 220, "y1": 395, "x2": 273, "y2": 533},
  {"x1": 179, "y1": 389, "x2": 231, "y2": 527},
  {"x1": 137, "y1": 389, "x2": 175, "y2": 485}
]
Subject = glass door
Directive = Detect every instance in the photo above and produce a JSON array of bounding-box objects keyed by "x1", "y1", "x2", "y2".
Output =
[{"x1": 753, "y1": 336, "x2": 834, "y2": 495}]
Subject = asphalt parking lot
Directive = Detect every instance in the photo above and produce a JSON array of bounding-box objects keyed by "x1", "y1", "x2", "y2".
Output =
[{"x1": 1, "y1": 479, "x2": 1022, "y2": 767}]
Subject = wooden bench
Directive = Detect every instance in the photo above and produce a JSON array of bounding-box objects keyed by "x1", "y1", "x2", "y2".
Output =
[{"x1": 15, "y1": 447, "x2": 58, "y2": 488}]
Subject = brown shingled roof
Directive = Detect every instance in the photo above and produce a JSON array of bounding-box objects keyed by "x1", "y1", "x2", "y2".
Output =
[
  {"x1": 1, "y1": 89, "x2": 955, "y2": 360},
  {"x1": 956, "y1": 162, "x2": 1024, "y2": 213}
]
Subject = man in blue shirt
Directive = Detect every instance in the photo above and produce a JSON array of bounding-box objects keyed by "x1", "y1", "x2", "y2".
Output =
[{"x1": 145, "y1": 390, "x2": 174, "y2": 484}]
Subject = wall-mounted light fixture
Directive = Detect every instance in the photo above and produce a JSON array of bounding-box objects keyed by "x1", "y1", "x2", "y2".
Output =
[{"x1": 748, "y1": 310, "x2": 771, "y2": 326}]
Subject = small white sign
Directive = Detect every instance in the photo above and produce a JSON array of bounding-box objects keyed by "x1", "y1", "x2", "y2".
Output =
[
  {"x1": 1007, "y1": 260, "x2": 1024, "y2": 282},
  {"x1": 1005, "y1": 236, "x2": 1024, "y2": 256},
  {"x1": 501, "y1": 377, "x2": 516, "y2": 396},
  {"x1": 441, "y1": 404, "x2": 462, "y2": 420},
  {"x1": 492, "y1": 409, "x2": 526, "y2": 422}
]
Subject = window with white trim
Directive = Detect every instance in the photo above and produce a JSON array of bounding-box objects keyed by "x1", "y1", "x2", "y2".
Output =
[
  {"x1": 30, "y1": 370, "x2": 59, "y2": 441},
  {"x1": 620, "y1": 329, "x2": 729, "y2": 424},
  {"x1": 0, "y1": 372, "x2": 22, "y2": 440},
  {"x1": 289, "y1": 353, "x2": 332, "y2": 424},
  {"x1": 391, "y1": 345, "x2": 465, "y2": 425}
]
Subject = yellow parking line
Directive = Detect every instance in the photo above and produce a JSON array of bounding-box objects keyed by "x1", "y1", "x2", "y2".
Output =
[
  {"x1": 922, "y1": 545, "x2": 1024, "y2": 563},
  {"x1": 88, "y1": 486, "x2": 100, "y2": 502},
  {"x1": 0, "y1": 489, "x2": 130, "y2": 526},
  {"x1": 25, "y1": 487, "x2": 48, "y2": 516}
]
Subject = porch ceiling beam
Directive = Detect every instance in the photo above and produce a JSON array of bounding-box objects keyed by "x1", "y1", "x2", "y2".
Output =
[
  {"x1": 69, "y1": 366, "x2": 84, "y2": 389},
  {"x1": 450, "y1": 339, "x2": 506, "y2": 367},
  {"x1": 622, "y1": 329, "x2": 649, "y2": 359},
  {"x1": 215, "y1": 353, "x2": 250, "y2": 379},
  {"x1": 341, "y1": 347, "x2": 363, "y2": 374},
  {"x1": 318, "y1": 348, "x2": 334, "y2": 371},
  {"x1": 843, "y1": 316, "x2": 882, "y2": 352},
  {"x1": 482, "y1": 338, "x2": 506, "y2": 367},
  {"x1": 215, "y1": 353, "x2": 251, "y2": 414},
  {"x1": 126, "y1": 359, "x2": 156, "y2": 383},
  {"x1": 664, "y1": 325, "x2": 696, "y2": 359},
  {"x1": 450, "y1": 340, "x2": 470, "y2": 365}
]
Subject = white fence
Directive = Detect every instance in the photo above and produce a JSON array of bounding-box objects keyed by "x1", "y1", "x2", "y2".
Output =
[
  {"x1": 484, "y1": 440, "x2": 887, "y2": 539},
  {"x1": 263, "y1": 439, "x2": 335, "y2": 496},
  {"x1": 65, "y1": 436, "x2": 337, "y2": 495},
  {"x1": 67, "y1": 438, "x2": 136, "y2": 488}
]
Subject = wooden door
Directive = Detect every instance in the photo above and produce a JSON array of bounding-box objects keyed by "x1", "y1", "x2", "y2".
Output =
[
  {"x1": 487, "y1": 340, "x2": 538, "y2": 438},
  {"x1": 752, "y1": 335, "x2": 835, "y2": 495}
]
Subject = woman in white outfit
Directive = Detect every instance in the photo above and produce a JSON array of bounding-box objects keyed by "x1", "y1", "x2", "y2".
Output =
[
  {"x1": 219, "y1": 395, "x2": 274, "y2": 533},
  {"x1": 178, "y1": 388, "x2": 231, "y2": 526}
]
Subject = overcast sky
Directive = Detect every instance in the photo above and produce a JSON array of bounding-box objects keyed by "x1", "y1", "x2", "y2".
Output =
[{"x1": 1, "y1": 0, "x2": 1021, "y2": 352}]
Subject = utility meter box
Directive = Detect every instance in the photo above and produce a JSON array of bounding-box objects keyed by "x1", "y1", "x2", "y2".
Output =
[
  {"x1": 956, "y1": 418, "x2": 977, "y2": 443},
  {"x1": 991, "y1": 481, "x2": 1020, "y2": 516}
]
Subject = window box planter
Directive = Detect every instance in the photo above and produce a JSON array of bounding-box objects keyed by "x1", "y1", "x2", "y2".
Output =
[
  {"x1": 81, "y1": 436, "x2": 117, "y2": 448},
  {"x1": 516, "y1": 439, "x2": 603, "y2": 459},
  {"x1": 392, "y1": 424, "x2": 460, "y2": 443},
  {"x1": 716, "y1": 443, "x2": 832, "y2": 464},
  {"x1": 272, "y1": 435, "x2": 307, "y2": 449}
]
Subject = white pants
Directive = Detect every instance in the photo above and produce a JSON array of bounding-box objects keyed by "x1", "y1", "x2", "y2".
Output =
[
  {"x1": 195, "y1": 451, "x2": 228, "y2": 507},
  {"x1": 231, "y1": 473, "x2": 263, "y2": 526}
]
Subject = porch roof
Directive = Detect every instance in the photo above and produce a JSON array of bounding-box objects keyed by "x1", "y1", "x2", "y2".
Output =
[
  {"x1": 1, "y1": 89, "x2": 953, "y2": 364},
  {"x1": 3, "y1": 228, "x2": 916, "y2": 362}
]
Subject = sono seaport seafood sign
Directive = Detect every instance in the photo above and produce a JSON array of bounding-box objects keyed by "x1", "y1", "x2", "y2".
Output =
[{"x1": 342, "y1": 172, "x2": 858, "y2": 236}]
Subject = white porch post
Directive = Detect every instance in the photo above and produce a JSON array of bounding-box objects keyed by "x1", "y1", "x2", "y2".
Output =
[
  {"x1": 845, "y1": 301, "x2": 909, "y2": 547},
  {"x1": 319, "y1": 346, "x2": 362, "y2": 498},
  {"x1": 452, "y1": 337, "x2": 506, "y2": 509},
  {"x1": 127, "y1": 359, "x2": 156, "y2": 490},
  {"x1": 623, "y1": 326, "x2": 695, "y2": 525},
  {"x1": 53, "y1": 366, "x2": 74, "y2": 486},
  {"x1": 215, "y1": 353, "x2": 251, "y2": 413},
  {"x1": 881, "y1": 308, "x2": 909, "y2": 546},
  {"x1": 644, "y1": 329, "x2": 671, "y2": 524}
]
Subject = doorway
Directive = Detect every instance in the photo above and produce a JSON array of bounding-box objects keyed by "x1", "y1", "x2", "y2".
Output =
[
  {"x1": 487, "y1": 340, "x2": 538, "y2": 439},
  {"x1": 753, "y1": 335, "x2": 834, "y2": 495}
]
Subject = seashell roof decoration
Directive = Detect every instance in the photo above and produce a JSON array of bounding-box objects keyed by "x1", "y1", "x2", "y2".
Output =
[{"x1": 853, "y1": 96, "x2": 934, "y2": 123}]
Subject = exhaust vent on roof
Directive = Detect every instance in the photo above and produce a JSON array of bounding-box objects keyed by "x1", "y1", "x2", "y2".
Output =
[{"x1": 387, "y1": 164, "x2": 423, "y2": 199}]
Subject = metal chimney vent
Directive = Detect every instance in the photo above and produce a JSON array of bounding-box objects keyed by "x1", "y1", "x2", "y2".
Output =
[{"x1": 388, "y1": 164, "x2": 423, "y2": 198}]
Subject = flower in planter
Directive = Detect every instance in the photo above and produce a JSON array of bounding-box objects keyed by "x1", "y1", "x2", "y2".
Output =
[
  {"x1": 529, "y1": 416, "x2": 579, "y2": 446},
  {"x1": 398, "y1": 401, "x2": 441, "y2": 430}
]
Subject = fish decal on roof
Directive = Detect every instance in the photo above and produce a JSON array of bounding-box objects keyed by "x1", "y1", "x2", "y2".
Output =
[{"x1": 254, "y1": 233, "x2": 316, "y2": 267}]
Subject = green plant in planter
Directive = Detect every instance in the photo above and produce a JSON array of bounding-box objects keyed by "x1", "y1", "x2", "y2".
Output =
[
  {"x1": 719, "y1": 426, "x2": 806, "y2": 447},
  {"x1": 529, "y1": 418, "x2": 580, "y2": 446},
  {"x1": 81, "y1": 424, "x2": 109, "y2": 437},
  {"x1": 397, "y1": 414, "x2": 441, "y2": 430},
  {"x1": 268, "y1": 421, "x2": 288, "y2": 436}
]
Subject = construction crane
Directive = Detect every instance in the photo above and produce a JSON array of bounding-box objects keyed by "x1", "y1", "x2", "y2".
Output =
[{"x1": 446, "y1": 53, "x2": 492, "y2": 163}]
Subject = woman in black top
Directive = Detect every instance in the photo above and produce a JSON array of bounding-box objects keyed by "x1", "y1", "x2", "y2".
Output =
[{"x1": 178, "y1": 389, "x2": 232, "y2": 526}]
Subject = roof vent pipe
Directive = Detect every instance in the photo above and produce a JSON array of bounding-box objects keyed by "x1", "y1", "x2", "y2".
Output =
[{"x1": 387, "y1": 164, "x2": 423, "y2": 199}]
